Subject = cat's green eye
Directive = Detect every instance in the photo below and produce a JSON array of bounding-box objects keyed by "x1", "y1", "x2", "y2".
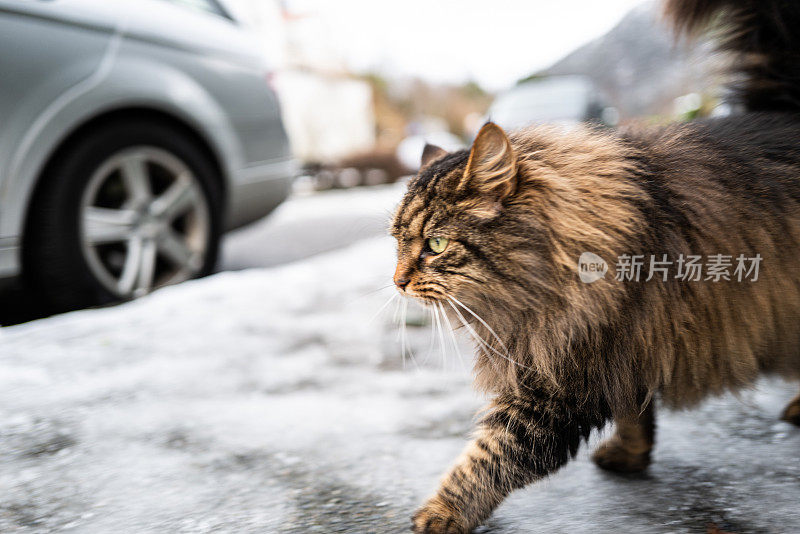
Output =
[{"x1": 427, "y1": 237, "x2": 449, "y2": 254}]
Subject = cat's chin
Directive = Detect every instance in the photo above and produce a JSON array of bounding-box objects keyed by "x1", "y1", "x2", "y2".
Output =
[{"x1": 409, "y1": 295, "x2": 443, "y2": 306}]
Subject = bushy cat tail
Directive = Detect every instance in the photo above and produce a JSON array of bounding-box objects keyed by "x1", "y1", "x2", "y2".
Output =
[{"x1": 665, "y1": 0, "x2": 800, "y2": 112}]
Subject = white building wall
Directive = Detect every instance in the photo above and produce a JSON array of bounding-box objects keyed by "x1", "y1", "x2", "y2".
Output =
[{"x1": 221, "y1": 0, "x2": 376, "y2": 163}]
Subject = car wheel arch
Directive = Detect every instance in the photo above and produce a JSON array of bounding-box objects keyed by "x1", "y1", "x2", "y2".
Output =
[{"x1": 21, "y1": 106, "x2": 229, "y2": 262}]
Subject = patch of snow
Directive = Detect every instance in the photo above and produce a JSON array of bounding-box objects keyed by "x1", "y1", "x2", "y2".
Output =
[{"x1": 0, "y1": 236, "x2": 479, "y2": 533}]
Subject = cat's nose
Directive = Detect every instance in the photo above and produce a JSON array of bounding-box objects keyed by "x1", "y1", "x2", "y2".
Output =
[{"x1": 394, "y1": 277, "x2": 410, "y2": 291}]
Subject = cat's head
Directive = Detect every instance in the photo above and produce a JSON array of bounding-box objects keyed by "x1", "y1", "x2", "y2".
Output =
[
  {"x1": 390, "y1": 122, "x2": 642, "y2": 322},
  {"x1": 390, "y1": 123, "x2": 545, "y2": 313}
]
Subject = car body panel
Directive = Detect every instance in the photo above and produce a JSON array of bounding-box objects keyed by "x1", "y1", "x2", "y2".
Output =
[
  {"x1": 0, "y1": 0, "x2": 295, "y2": 279},
  {"x1": 0, "y1": 0, "x2": 118, "y2": 277}
]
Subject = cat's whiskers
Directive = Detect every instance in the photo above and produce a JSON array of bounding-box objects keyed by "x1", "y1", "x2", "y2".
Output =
[
  {"x1": 423, "y1": 304, "x2": 438, "y2": 365},
  {"x1": 438, "y1": 301, "x2": 467, "y2": 372},
  {"x1": 432, "y1": 302, "x2": 447, "y2": 370},
  {"x1": 399, "y1": 297, "x2": 421, "y2": 371},
  {"x1": 400, "y1": 298, "x2": 409, "y2": 369},
  {"x1": 448, "y1": 294, "x2": 510, "y2": 356},
  {"x1": 393, "y1": 293, "x2": 403, "y2": 342},
  {"x1": 446, "y1": 299, "x2": 505, "y2": 375},
  {"x1": 368, "y1": 292, "x2": 399, "y2": 325},
  {"x1": 446, "y1": 297, "x2": 532, "y2": 372},
  {"x1": 350, "y1": 283, "x2": 396, "y2": 303},
  {"x1": 434, "y1": 301, "x2": 454, "y2": 371}
]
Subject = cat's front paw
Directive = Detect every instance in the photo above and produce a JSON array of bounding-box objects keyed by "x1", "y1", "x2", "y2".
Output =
[{"x1": 411, "y1": 496, "x2": 470, "y2": 534}]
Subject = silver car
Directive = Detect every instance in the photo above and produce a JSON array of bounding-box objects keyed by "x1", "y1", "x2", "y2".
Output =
[{"x1": 0, "y1": 0, "x2": 295, "y2": 313}]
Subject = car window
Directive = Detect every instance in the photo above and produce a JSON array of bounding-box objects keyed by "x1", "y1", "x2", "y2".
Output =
[{"x1": 163, "y1": 0, "x2": 230, "y2": 18}]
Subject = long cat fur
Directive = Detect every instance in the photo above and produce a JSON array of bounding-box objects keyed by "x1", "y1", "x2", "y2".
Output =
[{"x1": 391, "y1": 1, "x2": 800, "y2": 532}]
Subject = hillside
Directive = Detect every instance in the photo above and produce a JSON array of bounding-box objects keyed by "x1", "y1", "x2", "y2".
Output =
[{"x1": 540, "y1": 1, "x2": 724, "y2": 118}]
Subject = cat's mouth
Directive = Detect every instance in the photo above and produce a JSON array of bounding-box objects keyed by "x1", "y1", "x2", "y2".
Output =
[
  {"x1": 410, "y1": 293, "x2": 443, "y2": 305},
  {"x1": 403, "y1": 284, "x2": 447, "y2": 304}
]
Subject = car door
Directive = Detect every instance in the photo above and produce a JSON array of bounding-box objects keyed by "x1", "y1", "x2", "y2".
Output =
[{"x1": 0, "y1": 0, "x2": 117, "y2": 241}]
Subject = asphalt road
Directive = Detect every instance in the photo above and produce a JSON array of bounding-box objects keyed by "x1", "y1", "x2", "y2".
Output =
[{"x1": 219, "y1": 184, "x2": 401, "y2": 271}]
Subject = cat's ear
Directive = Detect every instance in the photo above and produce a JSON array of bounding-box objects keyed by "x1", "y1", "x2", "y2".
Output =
[
  {"x1": 461, "y1": 122, "x2": 517, "y2": 212},
  {"x1": 421, "y1": 143, "x2": 447, "y2": 169}
]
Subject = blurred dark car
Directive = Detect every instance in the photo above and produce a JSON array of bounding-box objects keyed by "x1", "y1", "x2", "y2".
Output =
[{"x1": 0, "y1": 0, "x2": 296, "y2": 312}]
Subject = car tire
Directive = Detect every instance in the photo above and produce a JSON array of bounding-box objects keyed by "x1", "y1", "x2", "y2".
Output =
[{"x1": 24, "y1": 119, "x2": 223, "y2": 314}]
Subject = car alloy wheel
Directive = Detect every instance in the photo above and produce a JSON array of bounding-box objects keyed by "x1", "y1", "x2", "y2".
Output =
[{"x1": 78, "y1": 146, "x2": 211, "y2": 299}]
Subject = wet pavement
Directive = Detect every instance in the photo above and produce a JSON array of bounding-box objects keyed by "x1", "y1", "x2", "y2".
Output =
[
  {"x1": 0, "y1": 236, "x2": 798, "y2": 533},
  {"x1": 220, "y1": 184, "x2": 401, "y2": 271}
]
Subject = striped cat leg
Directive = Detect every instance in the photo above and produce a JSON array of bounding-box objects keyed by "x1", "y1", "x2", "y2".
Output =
[
  {"x1": 591, "y1": 400, "x2": 655, "y2": 473},
  {"x1": 412, "y1": 392, "x2": 604, "y2": 534}
]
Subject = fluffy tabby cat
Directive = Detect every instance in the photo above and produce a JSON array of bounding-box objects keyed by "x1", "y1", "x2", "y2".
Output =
[{"x1": 390, "y1": 1, "x2": 800, "y2": 532}]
